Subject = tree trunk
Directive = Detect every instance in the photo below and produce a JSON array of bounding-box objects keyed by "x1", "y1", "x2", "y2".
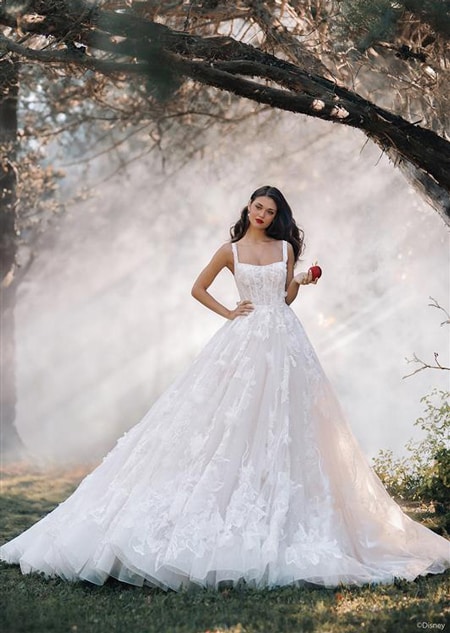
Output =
[{"x1": 0, "y1": 58, "x2": 25, "y2": 460}]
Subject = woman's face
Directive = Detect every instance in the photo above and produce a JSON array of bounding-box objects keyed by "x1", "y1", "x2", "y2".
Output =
[{"x1": 247, "y1": 196, "x2": 278, "y2": 230}]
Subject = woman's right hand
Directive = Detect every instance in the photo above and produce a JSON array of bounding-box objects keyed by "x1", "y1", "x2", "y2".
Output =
[
  {"x1": 228, "y1": 299, "x2": 254, "y2": 320},
  {"x1": 294, "y1": 270, "x2": 317, "y2": 286}
]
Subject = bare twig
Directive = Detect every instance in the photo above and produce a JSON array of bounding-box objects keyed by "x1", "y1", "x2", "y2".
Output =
[
  {"x1": 403, "y1": 298, "x2": 450, "y2": 378},
  {"x1": 403, "y1": 352, "x2": 450, "y2": 379},
  {"x1": 428, "y1": 296, "x2": 450, "y2": 326}
]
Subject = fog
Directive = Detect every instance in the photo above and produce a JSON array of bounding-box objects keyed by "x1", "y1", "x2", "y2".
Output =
[{"x1": 14, "y1": 114, "x2": 449, "y2": 465}]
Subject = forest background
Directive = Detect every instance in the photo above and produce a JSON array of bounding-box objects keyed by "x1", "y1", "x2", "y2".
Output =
[{"x1": 0, "y1": 2, "x2": 449, "y2": 631}]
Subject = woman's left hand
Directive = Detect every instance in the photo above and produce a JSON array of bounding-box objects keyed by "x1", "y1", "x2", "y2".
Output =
[{"x1": 294, "y1": 270, "x2": 318, "y2": 286}]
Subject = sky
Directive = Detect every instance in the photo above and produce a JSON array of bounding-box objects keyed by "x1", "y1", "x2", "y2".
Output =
[{"x1": 13, "y1": 112, "x2": 450, "y2": 465}]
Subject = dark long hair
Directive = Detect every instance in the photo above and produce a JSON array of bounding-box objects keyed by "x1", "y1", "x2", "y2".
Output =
[{"x1": 230, "y1": 186, "x2": 305, "y2": 262}]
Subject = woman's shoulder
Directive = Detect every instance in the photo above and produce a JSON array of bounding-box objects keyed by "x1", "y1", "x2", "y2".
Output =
[
  {"x1": 212, "y1": 242, "x2": 233, "y2": 263},
  {"x1": 217, "y1": 241, "x2": 233, "y2": 254}
]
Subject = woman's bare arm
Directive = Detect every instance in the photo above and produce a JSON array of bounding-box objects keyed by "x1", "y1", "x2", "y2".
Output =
[
  {"x1": 191, "y1": 243, "x2": 254, "y2": 320},
  {"x1": 285, "y1": 243, "x2": 317, "y2": 305}
]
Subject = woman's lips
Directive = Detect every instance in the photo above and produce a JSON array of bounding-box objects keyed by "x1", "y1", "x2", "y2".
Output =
[{"x1": 255, "y1": 219, "x2": 264, "y2": 224}]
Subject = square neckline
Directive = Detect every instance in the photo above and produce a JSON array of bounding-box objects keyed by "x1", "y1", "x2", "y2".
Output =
[{"x1": 233, "y1": 240, "x2": 287, "y2": 268}]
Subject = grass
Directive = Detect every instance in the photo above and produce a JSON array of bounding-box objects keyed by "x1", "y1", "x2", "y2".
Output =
[{"x1": 0, "y1": 464, "x2": 449, "y2": 633}]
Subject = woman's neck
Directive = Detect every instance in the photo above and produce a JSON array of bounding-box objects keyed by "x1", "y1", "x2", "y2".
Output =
[{"x1": 243, "y1": 227, "x2": 273, "y2": 243}]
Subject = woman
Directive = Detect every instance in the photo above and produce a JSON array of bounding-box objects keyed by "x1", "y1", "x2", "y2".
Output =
[{"x1": 1, "y1": 185, "x2": 449, "y2": 591}]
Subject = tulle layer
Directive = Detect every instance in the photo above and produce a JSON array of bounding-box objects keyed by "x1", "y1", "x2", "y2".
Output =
[{"x1": 1, "y1": 305, "x2": 449, "y2": 590}]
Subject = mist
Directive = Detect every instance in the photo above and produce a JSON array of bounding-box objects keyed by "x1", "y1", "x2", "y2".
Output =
[{"x1": 13, "y1": 114, "x2": 449, "y2": 465}]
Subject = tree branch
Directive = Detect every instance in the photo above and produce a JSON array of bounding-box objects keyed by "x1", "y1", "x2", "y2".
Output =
[
  {"x1": 403, "y1": 352, "x2": 450, "y2": 379},
  {"x1": 428, "y1": 296, "x2": 450, "y2": 326},
  {"x1": 1, "y1": 2, "x2": 450, "y2": 222},
  {"x1": 403, "y1": 297, "x2": 450, "y2": 378}
]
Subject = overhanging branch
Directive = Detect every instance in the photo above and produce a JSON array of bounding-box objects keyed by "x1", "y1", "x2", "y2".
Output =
[{"x1": 1, "y1": 2, "x2": 450, "y2": 222}]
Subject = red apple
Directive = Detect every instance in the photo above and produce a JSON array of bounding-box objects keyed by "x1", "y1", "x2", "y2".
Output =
[{"x1": 308, "y1": 265, "x2": 322, "y2": 281}]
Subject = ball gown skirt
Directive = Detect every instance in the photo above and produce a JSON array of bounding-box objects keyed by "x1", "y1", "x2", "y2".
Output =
[{"x1": 1, "y1": 240, "x2": 449, "y2": 591}]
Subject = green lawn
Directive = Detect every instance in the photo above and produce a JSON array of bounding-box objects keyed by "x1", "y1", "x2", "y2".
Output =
[{"x1": 1, "y1": 464, "x2": 449, "y2": 633}]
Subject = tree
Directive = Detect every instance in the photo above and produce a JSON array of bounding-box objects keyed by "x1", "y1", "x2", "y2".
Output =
[
  {"x1": 0, "y1": 55, "x2": 65, "y2": 459},
  {"x1": 336, "y1": 0, "x2": 450, "y2": 134},
  {"x1": 0, "y1": 0, "x2": 449, "y2": 227},
  {"x1": 0, "y1": 57, "x2": 25, "y2": 456}
]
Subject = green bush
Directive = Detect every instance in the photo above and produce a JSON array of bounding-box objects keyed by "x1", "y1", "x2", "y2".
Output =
[{"x1": 372, "y1": 389, "x2": 450, "y2": 505}]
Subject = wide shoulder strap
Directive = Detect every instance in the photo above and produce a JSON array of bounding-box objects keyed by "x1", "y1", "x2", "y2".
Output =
[{"x1": 282, "y1": 240, "x2": 288, "y2": 263}]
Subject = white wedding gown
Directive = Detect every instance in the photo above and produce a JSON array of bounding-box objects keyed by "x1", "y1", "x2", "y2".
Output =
[{"x1": 1, "y1": 241, "x2": 449, "y2": 591}]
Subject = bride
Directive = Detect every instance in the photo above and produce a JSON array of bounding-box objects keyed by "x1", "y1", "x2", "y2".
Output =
[{"x1": 1, "y1": 185, "x2": 449, "y2": 591}]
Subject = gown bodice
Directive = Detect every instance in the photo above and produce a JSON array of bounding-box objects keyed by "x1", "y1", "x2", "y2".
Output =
[{"x1": 231, "y1": 240, "x2": 288, "y2": 307}]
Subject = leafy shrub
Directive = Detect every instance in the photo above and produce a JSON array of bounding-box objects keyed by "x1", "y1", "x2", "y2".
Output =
[{"x1": 372, "y1": 389, "x2": 450, "y2": 506}]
